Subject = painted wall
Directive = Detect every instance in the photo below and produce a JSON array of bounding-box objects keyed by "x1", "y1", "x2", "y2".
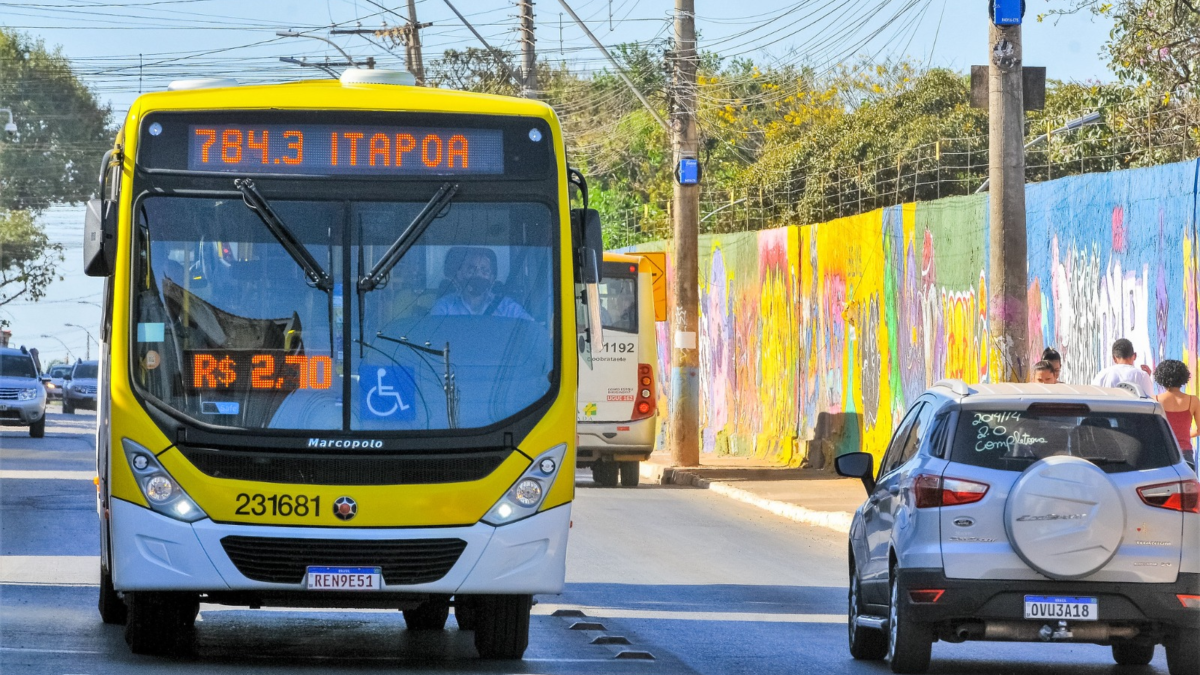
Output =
[{"x1": 633, "y1": 159, "x2": 1200, "y2": 465}]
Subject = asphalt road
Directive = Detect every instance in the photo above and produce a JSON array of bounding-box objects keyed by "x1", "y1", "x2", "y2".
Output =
[{"x1": 0, "y1": 408, "x2": 1177, "y2": 674}]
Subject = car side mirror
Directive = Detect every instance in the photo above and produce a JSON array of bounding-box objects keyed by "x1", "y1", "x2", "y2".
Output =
[
  {"x1": 836, "y1": 452, "x2": 876, "y2": 494},
  {"x1": 63, "y1": 373, "x2": 72, "y2": 381}
]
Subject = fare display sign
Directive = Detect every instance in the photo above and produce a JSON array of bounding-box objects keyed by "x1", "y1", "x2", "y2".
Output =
[
  {"x1": 185, "y1": 351, "x2": 334, "y2": 392},
  {"x1": 187, "y1": 124, "x2": 504, "y2": 176}
]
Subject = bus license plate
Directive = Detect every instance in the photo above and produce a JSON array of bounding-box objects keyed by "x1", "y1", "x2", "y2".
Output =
[
  {"x1": 1024, "y1": 596, "x2": 1097, "y2": 621},
  {"x1": 306, "y1": 566, "x2": 381, "y2": 591}
]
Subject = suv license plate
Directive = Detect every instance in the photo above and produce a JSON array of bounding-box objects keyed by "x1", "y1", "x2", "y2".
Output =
[
  {"x1": 1024, "y1": 595, "x2": 1097, "y2": 621},
  {"x1": 305, "y1": 566, "x2": 381, "y2": 591}
]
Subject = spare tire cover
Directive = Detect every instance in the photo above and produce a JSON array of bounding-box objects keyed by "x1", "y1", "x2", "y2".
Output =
[{"x1": 1004, "y1": 455, "x2": 1126, "y2": 580}]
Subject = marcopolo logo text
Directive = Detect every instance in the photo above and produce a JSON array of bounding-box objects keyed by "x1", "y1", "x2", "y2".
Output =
[{"x1": 307, "y1": 438, "x2": 385, "y2": 449}]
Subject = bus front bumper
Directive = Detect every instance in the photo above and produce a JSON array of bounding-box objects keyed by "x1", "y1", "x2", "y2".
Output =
[{"x1": 110, "y1": 498, "x2": 570, "y2": 598}]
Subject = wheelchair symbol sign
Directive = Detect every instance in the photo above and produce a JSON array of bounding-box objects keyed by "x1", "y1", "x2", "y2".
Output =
[{"x1": 358, "y1": 365, "x2": 417, "y2": 420}]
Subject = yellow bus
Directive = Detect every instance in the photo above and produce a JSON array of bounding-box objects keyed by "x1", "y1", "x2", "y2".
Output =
[{"x1": 83, "y1": 69, "x2": 604, "y2": 659}]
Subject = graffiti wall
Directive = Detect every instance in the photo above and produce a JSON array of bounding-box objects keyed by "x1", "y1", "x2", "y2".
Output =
[{"x1": 633, "y1": 159, "x2": 1200, "y2": 465}]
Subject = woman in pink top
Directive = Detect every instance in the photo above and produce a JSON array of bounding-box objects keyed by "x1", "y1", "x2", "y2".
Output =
[{"x1": 1153, "y1": 360, "x2": 1200, "y2": 467}]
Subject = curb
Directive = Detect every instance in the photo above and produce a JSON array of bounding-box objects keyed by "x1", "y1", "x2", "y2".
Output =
[{"x1": 640, "y1": 461, "x2": 853, "y2": 534}]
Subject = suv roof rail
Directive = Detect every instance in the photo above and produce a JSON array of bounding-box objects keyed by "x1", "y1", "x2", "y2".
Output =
[
  {"x1": 933, "y1": 379, "x2": 971, "y2": 396},
  {"x1": 1115, "y1": 382, "x2": 1150, "y2": 399}
]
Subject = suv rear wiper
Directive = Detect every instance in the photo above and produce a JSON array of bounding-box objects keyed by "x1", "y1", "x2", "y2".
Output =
[
  {"x1": 357, "y1": 182, "x2": 459, "y2": 293},
  {"x1": 234, "y1": 178, "x2": 333, "y2": 291}
]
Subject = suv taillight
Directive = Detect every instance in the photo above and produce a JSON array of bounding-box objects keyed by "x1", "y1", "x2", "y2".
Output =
[
  {"x1": 913, "y1": 475, "x2": 989, "y2": 508},
  {"x1": 1137, "y1": 480, "x2": 1199, "y2": 513},
  {"x1": 631, "y1": 363, "x2": 655, "y2": 421}
]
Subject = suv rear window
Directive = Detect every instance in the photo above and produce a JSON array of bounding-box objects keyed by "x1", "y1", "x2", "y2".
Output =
[
  {"x1": 72, "y1": 363, "x2": 98, "y2": 379},
  {"x1": 951, "y1": 409, "x2": 1178, "y2": 473}
]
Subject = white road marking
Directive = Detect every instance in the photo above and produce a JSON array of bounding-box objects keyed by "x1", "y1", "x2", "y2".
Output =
[
  {"x1": 0, "y1": 647, "x2": 103, "y2": 654},
  {"x1": 535, "y1": 604, "x2": 844, "y2": 624},
  {"x1": 0, "y1": 470, "x2": 95, "y2": 480},
  {"x1": 0, "y1": 556, "x2": 98, "y2": 586}
]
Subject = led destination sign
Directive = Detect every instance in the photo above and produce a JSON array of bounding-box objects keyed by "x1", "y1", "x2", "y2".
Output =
[
  {"x1": 185, "y1": 351, "x2": 334, "y2": 392},
  {"x1": 187, "y1": 124, "x2": 504, "y2": 176}
]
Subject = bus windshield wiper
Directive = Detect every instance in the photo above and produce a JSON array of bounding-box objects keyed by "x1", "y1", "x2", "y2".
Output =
[
  {"x1": 375, "y1": 332, "x2": 459, "y2": 429},
  {"x1": 357, "y1": 182, "x2": 459, "y2": 293},
  {"x1": 234, "y1": 178, "x2": 333, "y2": 292}
]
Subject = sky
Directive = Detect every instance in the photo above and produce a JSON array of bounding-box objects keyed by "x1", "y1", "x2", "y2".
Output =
[{"x1": 1, "y1": 0, "x2": 1117, "y2": 365}]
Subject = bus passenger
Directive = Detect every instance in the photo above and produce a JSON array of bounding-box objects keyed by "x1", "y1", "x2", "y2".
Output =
[{"x1": 431, "y1": 247, "x2": 532, "y2": 320}]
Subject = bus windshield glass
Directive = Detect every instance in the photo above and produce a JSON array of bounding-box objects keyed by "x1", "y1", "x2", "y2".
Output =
[{"x1": 132, "y1": 196, "x2": 555, "y2": 433}]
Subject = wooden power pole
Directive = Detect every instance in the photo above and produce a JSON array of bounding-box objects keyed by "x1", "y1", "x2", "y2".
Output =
[
  {"x1": 988, "y1": 8, "x2": 1028, "y2": 382},
  {"x1": 518, "y1": 0, "x2": 537, "y2": 97},
  {"x1": 669, "y1": 0, "x2": 700, "y2": 467},
  {"x1": 406, "y1": 0, "x2": 426, "y2": 85}
]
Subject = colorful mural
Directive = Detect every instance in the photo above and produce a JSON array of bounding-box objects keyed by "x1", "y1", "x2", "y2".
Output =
[{"x1": 633, "y1": 159, "x2": 1200, "y2": 465}]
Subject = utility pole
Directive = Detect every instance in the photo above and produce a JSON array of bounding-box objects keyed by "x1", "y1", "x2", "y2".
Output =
[
  {"x1": 518, "y1": 0, "x2": 537, "y2": 98},
  {"x1": 669, "y1": 0, "x2": 700, "y2": 467},
  {"x1": 406, "y1": 0, "x2": 426, "y2": 85},
  {"x1": 987, "y1": 1, "x2": 1028, "y2": 382}
]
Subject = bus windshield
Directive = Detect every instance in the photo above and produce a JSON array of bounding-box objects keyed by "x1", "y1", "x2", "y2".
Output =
[{"x1": 132, "y1": 196, "x2": 555, "y2": 433}]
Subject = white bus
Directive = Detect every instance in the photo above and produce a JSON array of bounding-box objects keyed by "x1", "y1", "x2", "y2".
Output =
[{"x1": 577, "y1": 253, "x2": 660, "y2": 487}]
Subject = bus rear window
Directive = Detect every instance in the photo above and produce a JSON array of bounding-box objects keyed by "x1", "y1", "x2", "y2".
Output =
[
  {"x1": 598, "y1": 276, "x2": 637, "y2": 334},
  {"x1": 951, "y1": 410, "x2": 1178, "y2": 473}
]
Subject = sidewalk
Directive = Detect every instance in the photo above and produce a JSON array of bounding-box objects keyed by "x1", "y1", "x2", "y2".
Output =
[{"x1": 638, "y1": 453, "x2": 865, "y2": 534}]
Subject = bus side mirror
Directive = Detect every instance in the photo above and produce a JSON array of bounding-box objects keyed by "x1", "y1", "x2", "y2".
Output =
[
  {"x1": 83, "y1": 198, "x2": 117, "y2": 277},
  {"x1": 571, "y1": 208, "x2": 605, "y2": 362},
  {"x1": 571, "y1": 208, "x2": 604, "y2": 285}
]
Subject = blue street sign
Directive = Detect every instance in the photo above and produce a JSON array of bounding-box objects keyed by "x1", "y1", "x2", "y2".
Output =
[
  {"x1": 994, "y1": 0, "x2": 1023, "y2": 25},
  {"x1": 679, "y1": 158, "x2": 700, "y2": 185}
]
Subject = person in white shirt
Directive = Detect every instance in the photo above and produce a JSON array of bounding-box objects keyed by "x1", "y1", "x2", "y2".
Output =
[{"x1": 1092, "y1": 338, "x2": 1155, "y2": 393}]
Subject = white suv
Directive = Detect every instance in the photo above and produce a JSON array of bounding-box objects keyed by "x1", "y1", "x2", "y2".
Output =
[{"x1": 837, "y1": 381, "x2": 1199, "y2": 674}]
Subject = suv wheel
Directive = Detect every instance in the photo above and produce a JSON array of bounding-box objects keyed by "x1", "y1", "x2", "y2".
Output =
[
  {"x1": 1112, "y1": 642, "x2": 1155, "y2": 666},
  {"x1": 887, "y1": 574, "x2": 933, "y2": 674},
  {"x1": 1165, "y1": 631, "x2": 1199, "y2": 675},
  {"x1": 29, "y1": 418, "x2": 45, "y2": 438},
  {"x1": 848, "y1": 560, "x2": 886, "y2": 660},
  {"x1": 124, "y1": 591, "x2": 197, "y2": 656}
]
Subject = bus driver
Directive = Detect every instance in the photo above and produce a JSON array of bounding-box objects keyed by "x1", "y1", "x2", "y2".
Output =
[{"x1": 431, "y1": 247, "x2": 532, "y2": 320}]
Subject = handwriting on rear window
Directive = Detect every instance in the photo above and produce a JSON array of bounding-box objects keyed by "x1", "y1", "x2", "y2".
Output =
[{"x1": 971, "y1": 413, "x2": 1048, "y2": 453}]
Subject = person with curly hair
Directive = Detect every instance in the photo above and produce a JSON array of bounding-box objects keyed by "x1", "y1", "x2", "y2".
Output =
[{"x1": 1153, "y1": 359, "x2": 1199, "y2": 467}]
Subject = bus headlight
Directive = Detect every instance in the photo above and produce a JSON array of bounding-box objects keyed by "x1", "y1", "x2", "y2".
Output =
[
  {"x1": 482, "y1": 443, "x2": 566, "y2": 526},
  {"x1": 121, "y1": 438, "x2": 207, "y2": 523}
]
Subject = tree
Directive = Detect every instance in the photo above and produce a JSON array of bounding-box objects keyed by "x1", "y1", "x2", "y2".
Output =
[
  {"x1": 0, "y1": 29, "x2": 110, "y2": 315},
  {"x1": 1, "y1": 29, "x2": 113, "y2": 212},
  {"x1": 0, "y1": 209, "x2": 63, "y2": 308},
  {"x1": 1042, "y1": 0, "x2": 1200, "y2": 95}
]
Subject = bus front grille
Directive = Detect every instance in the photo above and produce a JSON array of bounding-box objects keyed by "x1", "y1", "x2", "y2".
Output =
[
  {"x1": 180, "y1": 447, "x2": 508, "y2": 486},
  {"x1": 220, "y1": 536, "x2": 468, "y2": 585}
]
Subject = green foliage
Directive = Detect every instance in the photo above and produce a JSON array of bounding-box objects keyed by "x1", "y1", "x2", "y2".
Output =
[
  {"x1": 0, "y1": 28, "x2": 113, "y2": 212},
  {"x1": 1043, "y1": 0, "x2": 1200, "y2": 95},
  {"x1": 0, "y1": 208, "x2": 63, "y2": 307}
]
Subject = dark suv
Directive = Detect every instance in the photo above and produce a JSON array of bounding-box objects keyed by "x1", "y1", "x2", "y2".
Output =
[
  {"x1": 63, "y1": 360, "x2": 99, "y2": 414},
  {"x1": 837, "y1": 381, "x2": 1199, "y2": 674}
]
